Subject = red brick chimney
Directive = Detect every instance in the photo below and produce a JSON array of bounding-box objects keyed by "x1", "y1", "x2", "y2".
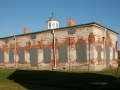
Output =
[
  {"x1": 67, "y1": 18, "x2": 76, "y2": 26},
  {"x1": 24, "y1": 28, "x2": 29, "y2": 34}
]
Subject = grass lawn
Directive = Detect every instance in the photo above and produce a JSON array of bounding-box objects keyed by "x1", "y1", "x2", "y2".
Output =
[{"x1": 1, "y1": 68, "x2": 120, "y2": 90}]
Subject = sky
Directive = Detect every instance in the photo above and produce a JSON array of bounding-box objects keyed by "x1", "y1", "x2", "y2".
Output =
[{"x1": 0, "y1": 0, "x2": 120, "y2": 50}]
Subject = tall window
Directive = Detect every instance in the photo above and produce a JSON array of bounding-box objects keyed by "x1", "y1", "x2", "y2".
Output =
[
  {"x1": 56, "y1": 23, "x2": 58, "y2": 28},
  {"x1": 52, "y1": 23, "x2": 55, "y2": 27},
  {"x1": 49, "y1": 23, "x2": 51, "y2": 28},
  {"x1": 113, "y1": 48, "x2": 115, "y2": 59}
]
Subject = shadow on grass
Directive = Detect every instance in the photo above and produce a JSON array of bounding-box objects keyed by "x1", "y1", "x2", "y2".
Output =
[{"x1": 7, "y1": 70, "x2": 116, "y2": 90}]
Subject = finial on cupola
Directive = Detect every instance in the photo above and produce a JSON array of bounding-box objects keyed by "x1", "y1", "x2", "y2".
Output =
[{"x1": 52, "y1": 12, "x2": 54, "y2": 16}]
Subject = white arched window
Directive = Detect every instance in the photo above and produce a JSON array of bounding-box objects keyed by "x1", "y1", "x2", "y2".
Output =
[
  {"x1": 49, "y1": 23, "x2": 51, "y2": 28},
  {"x1": 52, "y1": 23, "x2": 55, "y2": 27},
  {"x1": 56, "y1": 23, "x2": 58, "y2": 28}
]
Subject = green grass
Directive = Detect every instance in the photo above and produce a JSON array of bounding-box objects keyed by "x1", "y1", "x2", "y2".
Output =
[{"x1": 1, "y1": 69, "x2": 120, "y2": 90}]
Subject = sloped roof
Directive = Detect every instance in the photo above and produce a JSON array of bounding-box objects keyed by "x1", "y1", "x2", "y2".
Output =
[{"x1": 0, "y1": 22, "x2": 119, "y2": 39}]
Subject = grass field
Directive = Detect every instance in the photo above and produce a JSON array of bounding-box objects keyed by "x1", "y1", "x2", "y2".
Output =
[{"x1": 1, "y1": 68, "x2": 120, "y2": 90}]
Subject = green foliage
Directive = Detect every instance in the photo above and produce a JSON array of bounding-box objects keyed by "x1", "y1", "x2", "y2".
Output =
[{"x1": 118, "y1": 51, "x2": 120, "y2": 60}]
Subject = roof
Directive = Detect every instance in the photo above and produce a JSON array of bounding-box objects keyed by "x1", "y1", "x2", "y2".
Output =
[
  {"x1": 0, "y1": 22, "x2": 119, "y2": 39},
  {"x1": 47, "y1": 13, "x2": 58, "y2": 22},
  {"x1": 91, "y1": 22, "x2": 119, "y2": 34}
]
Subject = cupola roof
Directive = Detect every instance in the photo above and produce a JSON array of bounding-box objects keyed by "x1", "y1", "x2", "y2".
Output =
[{"x1": 47, "y1": 13, "x2": 58, "y2": 22}]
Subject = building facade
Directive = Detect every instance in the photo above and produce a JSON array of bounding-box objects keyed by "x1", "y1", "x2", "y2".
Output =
[{"x1": 0, "y1": 15, "x2": 119, "y2": 71}]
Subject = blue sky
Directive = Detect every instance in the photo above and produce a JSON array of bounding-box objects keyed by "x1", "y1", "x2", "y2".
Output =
[{"x1": 0, "y1": 0, "x2": 120, "y2": 49}]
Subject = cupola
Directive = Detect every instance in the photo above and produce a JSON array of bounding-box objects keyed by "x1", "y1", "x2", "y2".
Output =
[{"x1": 47, "y1": 13, "x2": 59, "y2": 29}]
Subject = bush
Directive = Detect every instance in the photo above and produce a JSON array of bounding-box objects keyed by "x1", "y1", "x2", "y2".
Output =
[{"x1": 118, "y1": 51, "x2": 120, "y2": 60}]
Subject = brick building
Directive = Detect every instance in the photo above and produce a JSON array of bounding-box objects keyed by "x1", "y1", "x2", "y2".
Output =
[{"x1": 0, "y1": 14, "x2": 119, "y2": 71}]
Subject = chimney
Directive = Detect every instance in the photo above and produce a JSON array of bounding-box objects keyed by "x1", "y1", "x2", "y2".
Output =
[
  {"x1": 67, "y1": 18, "x2": 76, "y2": 26},
  {"x1": 24, "y1": 28, "x2": 29, "y2": 34}
]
